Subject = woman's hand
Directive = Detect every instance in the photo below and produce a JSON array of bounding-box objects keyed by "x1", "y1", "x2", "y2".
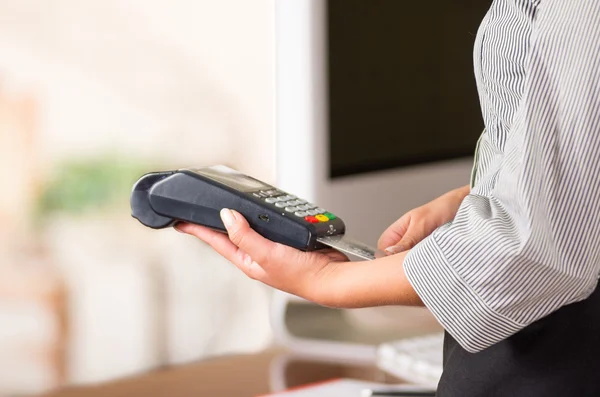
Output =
[
  {"x1": 175, "y1": 209, "x2": 423, "y2": 308},
  {"x1": 379, "y1": 185, "x2": 470, "y2": 254}
]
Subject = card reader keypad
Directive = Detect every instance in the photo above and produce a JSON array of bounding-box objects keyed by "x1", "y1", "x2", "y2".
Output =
[{"x1": 258, "y1": 191, "x2": 335, "y2": 223}]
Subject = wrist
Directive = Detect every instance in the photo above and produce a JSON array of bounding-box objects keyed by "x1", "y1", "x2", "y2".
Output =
[{"x1": 316, "y1": 254, "x2": 423, "y2": 309}]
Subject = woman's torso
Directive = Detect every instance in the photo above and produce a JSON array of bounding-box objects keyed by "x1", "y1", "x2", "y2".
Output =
[{"x1": 439, "y1": 1, "x2": 600, "y2": 395}]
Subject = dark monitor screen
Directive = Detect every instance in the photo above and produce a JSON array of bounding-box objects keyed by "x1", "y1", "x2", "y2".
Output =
[{"x1": 328, "y1": 0, "x2": 491, "y2": 178}]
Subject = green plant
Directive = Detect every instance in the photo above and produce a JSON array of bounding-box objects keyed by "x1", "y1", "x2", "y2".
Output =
[{"x1": 36, "y1": 155, "x2": 153, "y2": 218}]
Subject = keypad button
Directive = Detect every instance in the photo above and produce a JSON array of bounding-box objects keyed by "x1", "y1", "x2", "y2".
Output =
[
  {"x1": 306, "y1": 203, "x2": 317, "y2": 209},
  {"x1": 315, "y1": 208, "x2": 327, "y2": 214},
  {"x1": 315, "y1": 214, "x2": 329, "y2": 222},
  {"x1": 287, "y1": 200, "x2": 301, "y2": 206},
  {"x1": 297, "y1": 204, "x2": 310, "y2": 211},
  {"x1": 295, "y1": 199, "x2": 307, "y2": 205},
  {"x1": 279, "y1": 195, "x2": 293, "y2": 202},
  {"x1": 275, "y1": 202, "x2": 287, "y2": 208},
  {"x1": 307, "y1": 209, "x2": 320, "y2": 216},
  {"x1": 287, "y1": 195, "x2": 297, "y2": 200},
  {"x1": 253, "y1": 193, "x2": 262, "y2": 198},
  {"x1": 304, "y1": 216, "x2": 319, "y2": 224},
  {"x1": 324, "y1": 212, "x2": 337, "y2": 220},
  {"x1": 261, "y1": 189, "x2": 280, "y2": 197},
  {"x1": 294, "y1": 211, "x2": 308, "y2": 217},
  {"x1": 265, "y1": 197, "x2": 278, "y2": 204},
  {"x1": 285, "y1": 206, "x2": 298, "y2": 212}
]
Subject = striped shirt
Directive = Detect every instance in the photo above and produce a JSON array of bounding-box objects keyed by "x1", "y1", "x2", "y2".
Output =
[{"x1": 404, "y1": 0, "x2": 600, "y2": 353}]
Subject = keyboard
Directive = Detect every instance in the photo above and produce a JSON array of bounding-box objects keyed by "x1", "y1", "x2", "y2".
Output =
[{"x1": 376, "y1": 332, "x2": 444, "y2": 386}]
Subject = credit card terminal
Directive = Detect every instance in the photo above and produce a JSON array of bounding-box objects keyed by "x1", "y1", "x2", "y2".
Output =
[{"x1": 131, "y1": 165, "x2": 345, "y2": 251}]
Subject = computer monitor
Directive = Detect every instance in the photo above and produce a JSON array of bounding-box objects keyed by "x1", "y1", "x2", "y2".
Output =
[
  {"x1": 273, "y1": 1, "x2": 491, "y2": 359},
  {"x1": 276, "y1": 0, "x2": 489, "y2": 245}
]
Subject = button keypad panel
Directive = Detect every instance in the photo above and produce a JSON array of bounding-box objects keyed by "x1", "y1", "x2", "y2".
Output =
[
  {"x1": 315, "y1": 214, "x2": 329, "y2": 223},
  {"x1": 255, "y1": 190, "x2": 336, "y2": 223}
]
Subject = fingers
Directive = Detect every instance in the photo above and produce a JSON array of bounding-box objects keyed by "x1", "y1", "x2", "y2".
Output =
[
  {"x1": 219, "y1": 208, "x2": 286, "y2": 266},
  {"x1": 174, "y1": 222, "x2": 222, "y2": 243},
  {"x1": 175, "y1": 210, "x2": 350, "y2": 301},
  {"x1": 174, "y1": 222, "x2": 268, "y2": 280},
  {"x1": 174, "y1": 208, "x2": 296, "y2": 269},
  {"x1": 385, "y1": 235, "x2": 417, "y2": 254},
  {"x1": 377, "y1": 214, "x2": 410, "y2": 251},
  {"x1": 175, "y1": 223, "x2": 241, "y2": 261}
]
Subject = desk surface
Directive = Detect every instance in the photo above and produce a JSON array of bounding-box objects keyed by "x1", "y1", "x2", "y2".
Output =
[{"x1": 42, "y1": 349, "x2": 402, "y2": 397}]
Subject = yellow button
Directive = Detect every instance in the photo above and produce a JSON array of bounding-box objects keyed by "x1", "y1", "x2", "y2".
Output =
[{"x1": 315, "y1": 214, "x2": 329, "y2": 222}]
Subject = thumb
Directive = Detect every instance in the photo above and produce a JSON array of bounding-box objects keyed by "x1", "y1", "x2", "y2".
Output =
[
  {"x1": 221, "y1": 208, "x2": 273, "y2": 265},
  {"x1": 384, "y1": 235, "x2": 417, "y2": 255}
]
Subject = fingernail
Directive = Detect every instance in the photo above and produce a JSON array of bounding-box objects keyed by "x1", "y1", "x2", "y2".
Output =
[
  {"x1": 220, "y1": 208, "x2": 235, "y2": 228},
  {"x1": 173, "y1": 223, "x2": 185, "y2": 233},
  {"x1": 385, "y1": 245, "x2": 406, "y2": 255}
]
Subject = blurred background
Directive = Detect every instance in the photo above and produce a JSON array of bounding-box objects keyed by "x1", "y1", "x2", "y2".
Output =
[
  {"x1": 0, "y1": 0, "x2": 491, "y2": 395},
  {"x1": 0, "y1": 0, "x2": 275, "y2": 394}
]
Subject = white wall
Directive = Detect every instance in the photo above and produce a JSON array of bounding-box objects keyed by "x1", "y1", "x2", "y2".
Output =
[
  {"x1": 0, "y1": 0, "x2": 277, "y2": 387},
  {"x1": 0, "y1": 0, "x2": 276, "y2": 181}
]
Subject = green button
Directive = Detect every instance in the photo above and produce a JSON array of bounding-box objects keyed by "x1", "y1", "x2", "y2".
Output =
[{"x1": 324, "y1": 212, "x2": 336, "y2": 220}]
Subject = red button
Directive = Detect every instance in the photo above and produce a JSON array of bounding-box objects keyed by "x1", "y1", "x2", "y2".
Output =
[{"x1": 304, "y1": 216, "x2": 319, "y2": 223}]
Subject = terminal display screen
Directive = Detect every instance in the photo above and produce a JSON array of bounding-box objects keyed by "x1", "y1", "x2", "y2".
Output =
[{"x1": 191, "y1": 165, "x2": 271, "y2": 192}]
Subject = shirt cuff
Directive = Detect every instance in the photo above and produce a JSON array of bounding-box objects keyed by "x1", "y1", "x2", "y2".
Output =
[{"x1": 403, "y1": 234, "x2": 525, "y2": 353}]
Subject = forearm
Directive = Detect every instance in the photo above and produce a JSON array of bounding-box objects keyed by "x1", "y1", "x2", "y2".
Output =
[
  {"x1": 317, "y1": 252, "x2": 423, "y2": 309},
  {"x1": 322, "y1": 185, "x2": 471, "y2": 309}
]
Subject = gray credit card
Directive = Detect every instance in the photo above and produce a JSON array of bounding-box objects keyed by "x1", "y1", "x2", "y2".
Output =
[{"x1": 317, "y1": 235, "x2": 386, "y2": 261}]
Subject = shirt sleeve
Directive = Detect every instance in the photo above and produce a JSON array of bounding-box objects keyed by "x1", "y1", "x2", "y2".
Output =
[{"x1": 404, "y1": 0, "x2": 600, "y2": 353}]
